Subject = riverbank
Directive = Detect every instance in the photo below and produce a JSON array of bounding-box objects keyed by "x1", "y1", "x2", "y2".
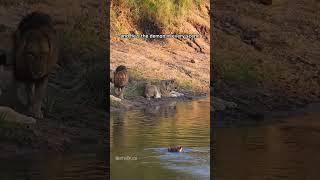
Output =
[
  {"x1": 213, "y1": 92, "x2": 320, "y2": 127},
  {"x1": 110, "y1": 0, "x2": 210, "y2": 112},
  {"x1": 111, "y1": 93, "x2": 208, "y2": 112},
  {"x1": 109, "y1": 42, "x2": 210, "y2": 112}
]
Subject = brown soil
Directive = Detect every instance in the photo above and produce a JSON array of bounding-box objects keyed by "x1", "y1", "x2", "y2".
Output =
[{"x1": 111, "y1": 38, "x2": 210, "y2": 92}]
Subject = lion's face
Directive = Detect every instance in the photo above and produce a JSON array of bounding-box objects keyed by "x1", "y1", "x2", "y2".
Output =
[
  {"x1": 164, "y1": 79, "x2": 178, "y2": 91},
  {"x1": 14, "y1": 12, "x2": 58, "y2": 82}
]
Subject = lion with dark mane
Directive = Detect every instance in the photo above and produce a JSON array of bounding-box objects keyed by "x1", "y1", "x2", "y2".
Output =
[
  {"x1": 13, "y1": 11, "x2": 58, "y2": 119},
  {"x1": 113, "y1": 65, "x2": 129, "y2": 99}
]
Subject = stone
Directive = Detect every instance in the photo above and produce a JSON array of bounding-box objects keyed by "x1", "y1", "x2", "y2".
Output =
[
  {"x1": 0, "y1": 106, "x2": 37, "y2": 125},
  {"x1": 110, "y1": 95, "x2": 121, "y2": 102}
]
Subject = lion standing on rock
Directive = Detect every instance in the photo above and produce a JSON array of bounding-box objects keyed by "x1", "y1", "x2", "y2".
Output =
[{"x1": 13, "y1": 12, "x2": 58, "y2": 119}]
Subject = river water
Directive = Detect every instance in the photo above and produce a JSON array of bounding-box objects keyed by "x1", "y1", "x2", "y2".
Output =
[
  {"x1": 110, "y1": 98, "x2": 210, "y2": 180},
  {"x1": 0, "y1": 98, "x2": 209, "y2": 180},
  {"x1": 2, "y1": 98, "x2": 319, "y2": 180},
  {"x1": 214, "y1": 112, "x2": 320, "y2": 180}
]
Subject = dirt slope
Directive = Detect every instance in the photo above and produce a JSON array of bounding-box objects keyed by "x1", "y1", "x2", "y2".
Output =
[
  {"x1": 110, "y1": 1, "x2": 210, "y2": 93},
  {"x1": 213, "y1": 0, "x2": 320, "y2": 122}
]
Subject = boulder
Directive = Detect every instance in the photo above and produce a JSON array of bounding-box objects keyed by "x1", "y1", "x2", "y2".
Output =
[{"x1": 0, "y1": 106, "x2": 36, "y2": 125}]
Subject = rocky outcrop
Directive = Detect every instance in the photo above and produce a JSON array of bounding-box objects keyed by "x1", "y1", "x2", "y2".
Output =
[{"x1": 0, "y1": 106, "x2": 36, "y2": 125}]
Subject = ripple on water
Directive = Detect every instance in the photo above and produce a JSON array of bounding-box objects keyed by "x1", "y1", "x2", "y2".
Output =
[{"x1": 111, "y1": 98, "x2": 210, "y2": 180}]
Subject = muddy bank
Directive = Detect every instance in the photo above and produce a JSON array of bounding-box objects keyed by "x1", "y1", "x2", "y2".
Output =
[
  {"x1": 213, "y1": 86, "x2": 320, "y2": 127},
  {"x1": 111, "y1": 88, "x2": 208, "y2": 112},
  {"x1": 111, "y1": 95, "x2": 208, "y2": 112}
]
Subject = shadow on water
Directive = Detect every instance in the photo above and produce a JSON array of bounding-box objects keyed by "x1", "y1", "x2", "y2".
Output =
[
  {"x1": 0, "y1": 146, "x2": 107, "y2": 180},
  {"x1": 111, "y1": 98, "x2": 210, "y2": 180},
  {"x1": 214, "y1": 111, "x2": 320, "y2": 180}
]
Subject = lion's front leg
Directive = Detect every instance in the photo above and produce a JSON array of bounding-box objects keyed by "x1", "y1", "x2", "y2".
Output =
[
  {"x1": 119, "y1": 87, "x2": 125, "y2": 99},
  {"x1": 26, "y1": 77, "x2": 47, "y2": 119},
  {"x1": 25, "y1": 81, "x2": 35, "y2": 117},
  {"x1": 33, "y1": 77, "x2": 48, "y2": 119}
]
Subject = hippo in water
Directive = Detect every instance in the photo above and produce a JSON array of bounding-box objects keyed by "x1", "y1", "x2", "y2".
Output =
[{"x1": 168, "y1": 146, "x2": 183, "y2": 152}]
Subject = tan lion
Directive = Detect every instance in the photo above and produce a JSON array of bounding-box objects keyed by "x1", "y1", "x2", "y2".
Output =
[
  {"x1": 144, "y1": 79, "x2": 184, "y2": 100},
  {"x1": 13, "y1": 11, "x2": 58, "y2": 119}
]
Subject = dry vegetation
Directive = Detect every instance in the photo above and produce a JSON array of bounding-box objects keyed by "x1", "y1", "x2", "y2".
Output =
[
  {"x1": 111, "y1": 0, "x2": 206, "y2": 34},
  {"x1": 110, "y1": 0, "x2": 210, "y2": 96}
]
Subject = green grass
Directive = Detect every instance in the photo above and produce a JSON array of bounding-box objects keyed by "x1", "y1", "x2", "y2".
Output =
[
  {"x1": 110, "y1": 7, "x2": 129, "y2": 34},
  {"x1": 115, "y1": 69, "x2": 146, "y2": 98},
  {"x1": 124, "y1": 80, "x2": 146, "y2": 98},
  {"x1": 113, "y1": 68, "x2": 195, "y2": 99},
  {"x1": 179, "y1": 79, "x2": 193, "y2": 90},
  {"x1": 128, "y1": 69, "x2": 146, "y2": 81}
]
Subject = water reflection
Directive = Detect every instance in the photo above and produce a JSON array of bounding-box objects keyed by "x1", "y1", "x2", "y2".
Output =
[
  {"x1": 143, "y1": 101, "x2": 177, "y2": 118},
  {"x1": 214, "y1": 112, "x2": 320, "y2": 180},
  {"x1": 0, "y1": 148, "x2": 107, "y2": 180},
  {"x1": 111, "y1": 98, "x2": 210, "y2": 180}
]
